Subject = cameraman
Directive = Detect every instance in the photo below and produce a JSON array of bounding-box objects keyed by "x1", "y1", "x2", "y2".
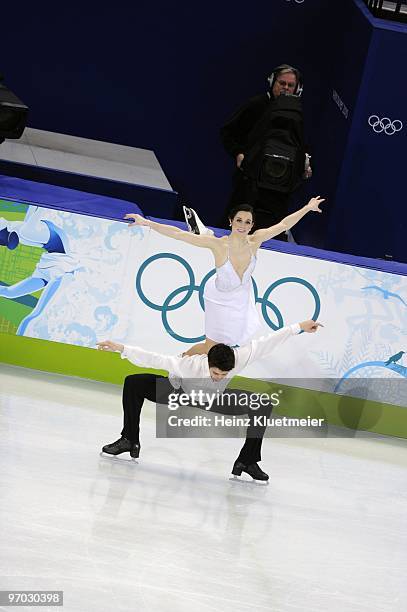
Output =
[{"x1": 220, "y1": 65, "x2": 311, "y2": 240}]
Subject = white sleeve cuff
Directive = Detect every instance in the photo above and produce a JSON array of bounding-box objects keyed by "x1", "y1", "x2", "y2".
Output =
[{"x1": 291, "y1": 323, "x2": 301, "y2": 335}]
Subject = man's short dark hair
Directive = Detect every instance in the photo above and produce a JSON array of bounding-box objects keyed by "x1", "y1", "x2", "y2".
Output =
[{"x1": 207, "y1": 343, "x2": 235, "y2": 371}]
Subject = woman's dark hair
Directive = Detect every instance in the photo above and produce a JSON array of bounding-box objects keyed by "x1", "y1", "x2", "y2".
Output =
[
  {"x1": 228, "y1": 204, "x2": 255, "y2": 224},
  {"x1": 207, "y1": 343, "x2": 235, "y2": 372}
]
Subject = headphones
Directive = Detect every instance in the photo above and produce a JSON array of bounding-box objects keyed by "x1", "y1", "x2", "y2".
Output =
[{"x1": 267, "y1": 64, "x2": 303, "y2": 97}]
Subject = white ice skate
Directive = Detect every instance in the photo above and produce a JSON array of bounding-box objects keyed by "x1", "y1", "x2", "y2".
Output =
[{"x1": 183, "y1": 206, "x2": 214, "y2": 236}]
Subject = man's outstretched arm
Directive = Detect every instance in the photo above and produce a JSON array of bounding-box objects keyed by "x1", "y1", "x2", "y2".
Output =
[
  {"x1": 234, "y1": 320, "x2": 323, "y2": 372},
  {"x1": 97, "y1": 340, "x2": 181, "y2": 374}
]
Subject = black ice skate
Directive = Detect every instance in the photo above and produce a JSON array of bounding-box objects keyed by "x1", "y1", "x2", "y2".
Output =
[
  {"x1": 101, "y1": 437, "x2": 140, "y2": 459},
  {"x1": 230, "y1": 461, "x2": 269, "y2": 484}
]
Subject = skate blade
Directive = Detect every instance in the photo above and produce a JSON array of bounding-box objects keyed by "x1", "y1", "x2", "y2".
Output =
[
  {"x1": 99, "y1": 451, "x2": 138, "y2": 463},
  {"x1": 182, "y1": 206, "x2": 199, "y2": 234},
  {"x1": 182, "y1": 206, "x2": 193, "y2": 227},
  {"x1": 229, "y1": 474, "x2": 269, "y2": 486}
]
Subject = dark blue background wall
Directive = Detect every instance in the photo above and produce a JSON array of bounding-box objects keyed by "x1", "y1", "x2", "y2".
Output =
[
  {"x1": 326, "y1": 5, "x2": 407, "y2": 262},
  {"x1": 2, "y1": 0, "x2": 406, "y2": 261},
  {"x1": 292, "y1": 0, "x2": 375, "y2": 248},
  {"x1": 2, "y1": 0, "x2": 334, "y2": 220}
]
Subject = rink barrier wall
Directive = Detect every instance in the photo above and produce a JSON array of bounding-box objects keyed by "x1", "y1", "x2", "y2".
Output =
[
  {"x1": 1, "y1": 333, "x2": 406, "y2": 440},
  {"x1": 1, "y1": 192, "x2": 406, "y2": 440}
]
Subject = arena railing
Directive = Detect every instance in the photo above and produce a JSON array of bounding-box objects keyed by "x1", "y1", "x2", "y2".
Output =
[{"x1": 364, "y1": 0, "x2": 407, "y2": 23}]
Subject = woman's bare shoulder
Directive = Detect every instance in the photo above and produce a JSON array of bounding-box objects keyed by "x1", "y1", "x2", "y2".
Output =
[
  {"x1": 212, "y1": 235, "x2": 229, "y2": 248},
  {"x1": 247, "y1": 235, "x2": 260, "y2": 250},
  {"x1": 218, "y1": 235, "x2": 229, "y2": 244}
]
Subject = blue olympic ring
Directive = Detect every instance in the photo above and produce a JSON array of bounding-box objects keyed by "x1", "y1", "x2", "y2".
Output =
[
  {"x1": 135, "y1": 253, "x2": 320, "y2": 343},
  {"x1": 260, "y1": 277, "x2": 320, "y2": 333},
  {"x1": 136, "y1": 253, "x2": 204, "y2": 343}
]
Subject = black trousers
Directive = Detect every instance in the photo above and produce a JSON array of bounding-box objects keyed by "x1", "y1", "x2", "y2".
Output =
[
  {"x1": 121, "y1": 374, "x2": 273, "y2": 465},
  {"x1": 224, "y1": 171, "x2": 291, "y2": 240}
]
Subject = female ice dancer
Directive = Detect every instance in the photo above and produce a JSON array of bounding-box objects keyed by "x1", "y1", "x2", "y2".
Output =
[
  {"x1": 0, "y1": 206, "x2": 80, "y2": 334},
  {"x1": 125, "y1": 196, "x2": 324, "y2": 354}
]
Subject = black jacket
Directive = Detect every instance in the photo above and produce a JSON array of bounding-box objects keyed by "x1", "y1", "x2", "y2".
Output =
[
  {"x1": 221, "y1": 93, "x2": 306, "y2": 193},
  {"x1": 220, "y1": 94, "x2": 270, "y2": 159}
]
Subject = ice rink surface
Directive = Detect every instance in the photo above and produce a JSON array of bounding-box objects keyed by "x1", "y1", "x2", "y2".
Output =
[{"x1": 1, "y1": 363, "x2": 406, "y2": 612}]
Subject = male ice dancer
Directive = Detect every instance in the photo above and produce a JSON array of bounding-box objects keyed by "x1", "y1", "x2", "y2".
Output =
[{"x1": 97, "y1": 319, "x2": 321, "y2": 482}]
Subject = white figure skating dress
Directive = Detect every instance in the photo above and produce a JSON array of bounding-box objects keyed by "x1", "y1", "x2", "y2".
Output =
[{"x1": 203, "y1": 243, "x2": 260, "y2": 346}]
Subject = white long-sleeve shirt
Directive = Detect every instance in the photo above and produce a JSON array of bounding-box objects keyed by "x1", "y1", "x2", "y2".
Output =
[{"x1": 121, "y1": 323, "x2": 301, "y2": 395}]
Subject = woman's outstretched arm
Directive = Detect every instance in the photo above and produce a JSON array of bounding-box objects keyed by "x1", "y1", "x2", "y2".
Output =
[
  {"x1": 124, "y1": 214, "x2": 218, "y2": 249},
  {"x1": 250, "y1": 196, "x2": 325, "y2": 246}
]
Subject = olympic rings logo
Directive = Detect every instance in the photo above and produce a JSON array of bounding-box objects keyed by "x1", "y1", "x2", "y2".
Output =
[
  {"x1": 368, "y1": 115, "x2": 403, "y2": 135},
  {"x1": 136, "y1": 253, "x2": 320, "y2": 343}
]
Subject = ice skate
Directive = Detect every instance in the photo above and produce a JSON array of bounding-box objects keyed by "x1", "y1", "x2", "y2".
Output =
[
  {"x1": 230, "y1": 460, "x2": 269, "y2": 484},
  {"x1": 100, "y1": 437, "x2": 140, "y2": 460},
  {"x1": 183, "y1": 206, "x2": 214, "y2": 236}
]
